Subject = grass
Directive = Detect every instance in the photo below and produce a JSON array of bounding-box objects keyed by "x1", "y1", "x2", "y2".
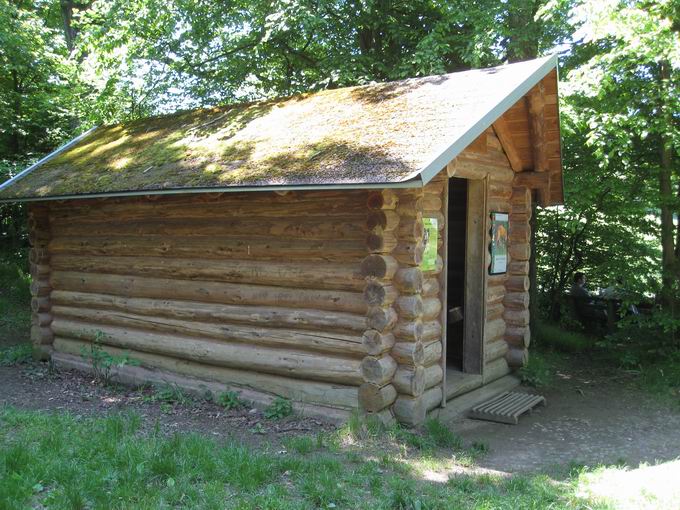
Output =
[
  {"x1": 0, "y1": 343, "x2": 32, "y2": 366},
  {"x1": 0, "y1": 406, "x2": 611, "y2": 509},
  {"x1": 0, "y1": 258, "x2": 31, "y2": 343}
]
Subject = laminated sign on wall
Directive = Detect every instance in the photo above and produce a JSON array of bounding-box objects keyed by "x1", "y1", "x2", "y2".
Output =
[
  {"x1": 489, "y1": 212, "x2": 509, "y2": 274},
  {"x1": 421, "y1": 217, "x2": 438, "y2": 271}
]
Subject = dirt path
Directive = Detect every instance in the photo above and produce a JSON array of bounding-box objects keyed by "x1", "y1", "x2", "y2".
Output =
[
  {"x1": 0, "y1": 361, "x2": 335, "y2": 449},
  {"x1": 453, "y1": 355, "x2": 680, "y2": 474}
]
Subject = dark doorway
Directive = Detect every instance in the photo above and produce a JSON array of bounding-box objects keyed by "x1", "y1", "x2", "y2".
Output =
[{"x1": 446, "y1": 177, "x2": 468, "y2": 370}]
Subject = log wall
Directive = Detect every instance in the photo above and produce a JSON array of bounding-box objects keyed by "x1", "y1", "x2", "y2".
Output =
[
  {"x1": 27, "y1": 128, "x2": 533, "y2": 426},
  {"x1": 45, "y1": 191, "x2": 372, "y2": 413}
]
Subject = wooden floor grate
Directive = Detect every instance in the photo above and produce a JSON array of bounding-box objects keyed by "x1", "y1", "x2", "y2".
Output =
[{"x1": 469, "y1": 391, "x2": 545, "y2": 425}]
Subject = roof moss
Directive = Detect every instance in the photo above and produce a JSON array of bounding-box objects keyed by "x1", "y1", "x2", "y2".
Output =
[{"x1": 0, "y1": 57, "x2": 558, "y2": 200}]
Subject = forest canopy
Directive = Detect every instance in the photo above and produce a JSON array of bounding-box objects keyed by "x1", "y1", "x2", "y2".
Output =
[{"x1": 0, "y1": 0, "x2": 678, "y2": 333}]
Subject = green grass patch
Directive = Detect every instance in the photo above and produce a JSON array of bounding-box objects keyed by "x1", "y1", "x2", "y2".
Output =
[
  {"x1": 0, "y1": 407, "x2": 621, "y2": 509},
  {"x1": 535, "y1": 321, "x2": 594, "y2": 353},
  {"x1": 0, "y1": 343, "x2": 32, "y2": 366},
  {"x1": 520, "y1": 351, "x2": 555, "y2": 388}
]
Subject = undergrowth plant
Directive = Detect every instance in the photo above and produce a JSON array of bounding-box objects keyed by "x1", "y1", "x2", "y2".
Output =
[
  {"x1": 0, "y1": 344, "x2": 32, "y2": 366},
  {"x1": 264, "y1": 397, "x2": 293, "y2": 420},
  {"x1": 217, "y1": 391, "x2": 244, "y2": 410},
  {"x1": 80, "y1": 330, "x2": 138, "y2": 386}
]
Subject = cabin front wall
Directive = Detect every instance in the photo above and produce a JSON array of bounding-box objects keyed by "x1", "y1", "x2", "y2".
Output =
[
  {"x1": 26, "y1": 129, "x2": 533, "y2": 427},
  {"x1": 28, "y1": 191, "x2": 374, "y2": 420}
]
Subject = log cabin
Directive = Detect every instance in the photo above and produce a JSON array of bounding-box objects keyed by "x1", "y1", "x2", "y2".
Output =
[{"x1": 0, "y1": 56, "x2": 563, "y2": 426}]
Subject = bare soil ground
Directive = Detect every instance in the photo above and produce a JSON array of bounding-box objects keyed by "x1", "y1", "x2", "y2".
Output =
[
  {"x1": 2, "y1": 343, "x2": 679, "y2": 475},
  {"x1": 454, "y1": 355, "x2": 680, "y2": 474}
]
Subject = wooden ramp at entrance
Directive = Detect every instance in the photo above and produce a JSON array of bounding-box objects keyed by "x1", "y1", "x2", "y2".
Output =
[{"x1": 469, "y1": 392, "x2": 545, "y2": 425}]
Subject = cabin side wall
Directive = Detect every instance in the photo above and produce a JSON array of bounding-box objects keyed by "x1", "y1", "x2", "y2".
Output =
[{"x1": 42, "y1": 191, "x2": 372, "y2": 417}]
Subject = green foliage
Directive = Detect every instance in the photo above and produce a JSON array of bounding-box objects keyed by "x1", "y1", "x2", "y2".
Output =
[
  {"x1": 216, "y1": 391, "x2": 244, "y2": 410},
  {"x1": 264, "y1": 396, "x2": 293, "y2": 420},
  {"x1": 424, "y1": 418, "x2": 463, "y2": 449},
  {"x1": 535, "y1": 321, "x2": 593, "y2": 353},
  {"x1": 520, "y1": 352, "x2": 554, "y2": 388},
  {"x1": 0, "y1": 343, "x2": 32, "y2": 366},
  {"x1": 79, "y1": 330, "x2": 138, "y2": 386},
  {"x1": 152, "y1": 383, "x2": 192, "y2": 405}
]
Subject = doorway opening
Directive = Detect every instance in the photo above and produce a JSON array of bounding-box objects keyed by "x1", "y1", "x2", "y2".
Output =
[{"x1": 446, "y1": 177, "x2": 467, "y2": 371}]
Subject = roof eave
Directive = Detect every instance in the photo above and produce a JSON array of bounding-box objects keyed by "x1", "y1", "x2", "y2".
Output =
[
  {"x1": 418, "y1": 54, "x2": 559, "y2": 186},
  {"x1": 0, "y1": 174, "x2": 425, "y2": 204}
]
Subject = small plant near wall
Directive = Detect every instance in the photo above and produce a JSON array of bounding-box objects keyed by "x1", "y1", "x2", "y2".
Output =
[
  {"x1": 80, "y1": 330, "x2": 138, "y2": 386},
  {"x1": 264, "y1": 397, "x2": 293, "y2": 420},
  {"x1": 217, "y1": 391, "x2": 244, "y2": 410}
]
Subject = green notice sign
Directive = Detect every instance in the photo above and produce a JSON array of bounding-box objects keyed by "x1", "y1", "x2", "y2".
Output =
[{"x1": 421, "y1": 217, "x2": 438, "y2": 271}]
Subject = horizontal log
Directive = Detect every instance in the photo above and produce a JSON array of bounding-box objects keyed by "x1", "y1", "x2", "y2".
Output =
[
  {"x1": 508, "y1": 243, "x2": 531, "y2": 261},
  {"x1": 49, "y1": 236, "x2": 366, "y2": 263},
  {"x1": 506, "y1": 347, "x2": 529, "y2": 368},
  {"x1": 396, "y1": 196, "x2": 424, "y2": 217},
  {"x1": 30, "y1": 325, "x2": 53, "y2": 345},
  {"x1": 30, "y1": 264, "x2": 50, "y2": 279},
  {"x1": 52, "y1": 320, "x2": 363, "y2": 385},
  {"x1": 392, "y1": 241, "x2": 424, "y2": 266},
  {"x1": 514, "y1": 171, "x2": 550, "y2": 189},
  {"x1": 395, "y1": 295, "x2": 423, "y2": 320},
  {"x1": 360, "y1": 255, "x2": 398, "y2": 280},
  {"x1": 422, "y1": 321, "x2": 442, "y2": 342},
  {"x1": 393, "y1": 394, "x2": 426, "y2": 426},
  {"x1": 423, "y1": 340, "x2": 442, "y2": 366},
  {"x1": 50, "y1": 271, "x2": 365, "y2": 314},
  {"x1": 422, "y1": 278, "x2": 440, "y2": 298},
  {"x1": 51, "y1": 255, "x2": 363, "y2": 292},
  {"x1": 393, "y1": 320, "x2": 423, "y2": 342},
  {"x1": 504, "y1": 308, "x2": 530, "y2": 327},
  {"x1": 506, "y1": 325, "x2": 531, "y2": 348},
  {"x1": 366, "y1": 306, "x2": 398, "y2": 333},
  {"x1": 488, "y1": 182, "x2": 513, "y2": 200},
  {"x1": 448, "y1": 156, "x2": 514, "y2": 183},
  {"x1": 393, "y1": 387, "x2": 443, "y2": 426},
  {"x1": 366, "y1": 232, "x2": 398, "y2": 253},
  {"x1": 366, "y1": 210, "x2": 400, "y2": 234},
  {"x1": 424, "y1": 363, "x2": 443, "y2": 390},
  {"x1": 509, "y1": 223, "x2": 530, "y2": 243},
  {"x1": 51, "y1": 306, "x2": 365, "y2": 356},
  {"x1": 31, "y1": 297, "x2": 51, "y2": 313},
  {"x1": 53, "y1": 338, "x2": 359, "y2": 409},
  {"x1": 506, "y1": 276, "x2": 530, "y2": 292},
  {"x1": 30, "y1": 281, "x2": 51, "y2": 297},
  {"x1": 484, "y1": 357, "x2": 510, "y2": 384},
  {"x1": 29, "y1": 248, "x2": 49, "y2": 265},
  {"x1": 359, "y1": 383, "x2": 397, "y2": 412},
  {"x1": 362, "y1": 331, "x2": 395, "y2": 356},
  {"x1": 367, "y1": 190, "x2": 398, "y2": 210},
  {"x1": 397, "y1": 217, "x2": 425, "y2": 242},
  {"x1": 35, "y1": 312, "x2": 53, "y2": 327},
  {"x1": 51, "y1": 290, "x2": 366, "y2": 333},
  {"x1": 485, "y1": 318, "x2": 506, "y2": 343},
  {"x1": 486, "y1": 302, "x2": 504, "y2": 321},
  {"x1": 485, "y1": 339, "x2": 509, "y2": 363},
  {"x1": 503, "y1": 291, "x2": 530, "y2": 310},
  {"x1": 51, "y1": 216, "x2": 367, "y2": 241},
  {"x1": 51, "y1": 191, "x2": 369, "y2": 223},
  {"x1": 364, "y1": 282, "x2": 398, "y2": 307},
  {"x1": 393, "y1": 366, "x2": 425, "y2": 396},
  {"x1": 422, "y1": 298, "x2": 442, "y2": 321},
  {"x1": 361, "y1": 355, "x2": 397, "y2": 386},
  {"x1": 394, "y1": 267, "x2": 423, "y2": 294},
  {"x1": 508, "y1": 261, "x2": 530, "y2": 276},
  {"x1": 391, "y1": 342, "x2": 424, "y2": 365},
  {"x1": 487, "y1": 284, "x2": 505, "y2": 306},
  {"x1": 422, "y1": 195, "x2": 442, "y2": 212}
]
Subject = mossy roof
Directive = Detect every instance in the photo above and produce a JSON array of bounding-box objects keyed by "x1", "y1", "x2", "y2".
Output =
[{"x1": 0, "y1": 57, "x2": 558, "y2": 201}]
